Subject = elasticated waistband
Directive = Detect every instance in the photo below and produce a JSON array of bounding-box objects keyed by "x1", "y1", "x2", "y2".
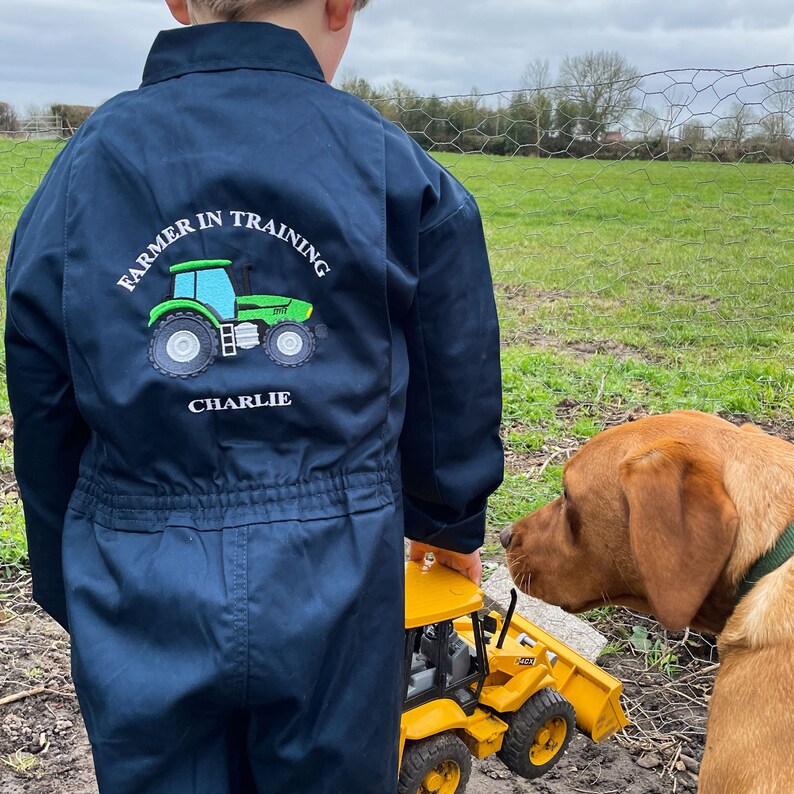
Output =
[{"x1": 69, "y1": 470, "x2": 397, "y2": 531}]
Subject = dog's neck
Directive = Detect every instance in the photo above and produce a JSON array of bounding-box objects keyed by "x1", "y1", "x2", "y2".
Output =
[
  {"x1": 736, "y1": 522, "x2": 794, "y2": 602},
  {"x1": 718, "y1": 433, "x2": 794, "y2": 584}
]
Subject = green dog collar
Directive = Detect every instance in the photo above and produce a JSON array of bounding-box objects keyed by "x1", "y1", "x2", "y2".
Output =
[{"x1": 737, "y1": 522, "x2": 794, "y2": 602}]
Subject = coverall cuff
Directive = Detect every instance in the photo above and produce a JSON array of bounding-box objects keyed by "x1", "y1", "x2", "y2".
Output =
[{"x1": 404, "y1": 501, "x2": 486, "y2": 555}]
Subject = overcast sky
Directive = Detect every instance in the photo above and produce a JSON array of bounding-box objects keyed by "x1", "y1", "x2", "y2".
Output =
[{"x1": 2, "y1": 0, "x2": 794, "y2": 111}]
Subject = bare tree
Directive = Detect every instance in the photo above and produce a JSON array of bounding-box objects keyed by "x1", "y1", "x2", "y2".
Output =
[
  {"x1": 714, "y1": 102, "x2": 756, "y2": 147},
  {"x1": 632, "y1": 105, "x2": 664, "y2": 140},
  {"x1": 680, "y1": 121, "x2": 708, "y2": 150},
  {"x1": 510, "y1": 58, "x2": 553, "y2": 152},
  {"x1": 659, "y1": 86, "x2": 694, "y2": 150},
  {"x1": 557, "y1": 51, "x2": 640, "y2": 141},
  {"x1": 762, "y1": 68, "x2": 794, "y2": 139},
  {"x1": 0, "y1": 102, "x2": 19, "y2": 133},
  {"x1": 521, "y1": 58, "x2": 551, "y2": 94}
]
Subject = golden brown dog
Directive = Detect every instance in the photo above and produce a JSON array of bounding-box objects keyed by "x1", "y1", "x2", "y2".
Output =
[{"x1": 501, "y1": 410, "x2": 794, "y2": 794}]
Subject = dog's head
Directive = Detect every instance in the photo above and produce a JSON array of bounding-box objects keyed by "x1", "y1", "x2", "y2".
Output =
[{"x1": 502, "y1": 413, "x2": 741, "y2": 631}]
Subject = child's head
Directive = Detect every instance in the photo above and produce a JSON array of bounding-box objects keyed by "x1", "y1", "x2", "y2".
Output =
[
  {"x1": 183, "y1": 0, "x2": 370, "y2": 23},
  {"x1": 165, "y1": 0, "x2": 371, "y2": 81}
]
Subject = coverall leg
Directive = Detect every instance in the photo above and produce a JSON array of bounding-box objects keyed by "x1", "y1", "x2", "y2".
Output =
[{"x1": 63, "y1": 502, "x2": 403, "y2": 794}]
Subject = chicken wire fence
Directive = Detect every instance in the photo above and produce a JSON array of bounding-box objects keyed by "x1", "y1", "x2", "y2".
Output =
[
  {"x1": 360, "y1": 64, "x2": 794, "y2": 520},
  {"x1": 1, "y1": 64, "x2": 793, "y2": 517}
]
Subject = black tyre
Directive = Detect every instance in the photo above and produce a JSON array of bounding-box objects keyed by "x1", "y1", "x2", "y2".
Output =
[
  {"x1": 149, "y1": 312, "x2": 218, "y2": 378},
  {"x1": 398, "y1": 733, "x2": 471, "y2": 794},
  {"x1": 263, "y1": 321, "x2": 315, "y2": 367},
  {"x1": 496, "y1": 688, "x2": 575, "y2": 780}
]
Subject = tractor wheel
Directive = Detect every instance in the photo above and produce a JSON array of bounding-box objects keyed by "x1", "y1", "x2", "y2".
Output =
[
  {"x1": 496, "y1": 688, "x2": 575, "y2": 780},
  {"x1": 149, "y1": 312, "x2": 218, "y2": 378},
  {"x1": 398, "y1": 733, "x2": 471, "y2": 794},
  {"x1": 263, "y1": 321, "x2": 315, "y2": 367}
]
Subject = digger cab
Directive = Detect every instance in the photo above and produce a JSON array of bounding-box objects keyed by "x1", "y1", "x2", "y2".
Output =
[{"x1": 403, "y1": 562, "x2": 491, "y2": 716}]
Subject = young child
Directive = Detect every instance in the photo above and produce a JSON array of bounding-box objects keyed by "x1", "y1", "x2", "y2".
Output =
[{"x1": 4, "y1": 1, "x2": 503, "y2": 792}]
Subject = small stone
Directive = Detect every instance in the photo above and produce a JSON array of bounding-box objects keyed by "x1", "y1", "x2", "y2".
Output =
[
  {"x1": 680, "y1": 753, "x2": 700, "y2": 773},
  {"x1": 484, "y1": 767, "x2": 511, "y2": 780},
  {"x1": 636, "y1": 752, "x2": 662, "y2": 769}
]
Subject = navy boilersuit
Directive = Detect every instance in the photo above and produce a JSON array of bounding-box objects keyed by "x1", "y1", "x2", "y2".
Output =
[{"x1": 5, "y1": 22, "x2": 503, "y2": 794}]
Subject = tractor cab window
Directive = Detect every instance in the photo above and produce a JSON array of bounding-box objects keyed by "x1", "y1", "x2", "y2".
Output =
[
  {"x1": 195, "y1": 267, "x2": 236, "y2": 320},
  {"x1": 173, "y1": 271, "x2": 196, "y2": 300}
]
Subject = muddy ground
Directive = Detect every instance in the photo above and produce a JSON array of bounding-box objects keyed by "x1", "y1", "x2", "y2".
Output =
[{"x1": 1, "y1": 572, "x2": 710, "y2": 794}]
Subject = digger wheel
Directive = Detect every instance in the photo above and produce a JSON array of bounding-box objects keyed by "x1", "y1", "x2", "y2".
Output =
[
  {"x1": 497, "y1": 688, "x2": 575, "y2": 779},
  {"x1": 398, "y1": 733, "x2": 471, "y2": 794}
]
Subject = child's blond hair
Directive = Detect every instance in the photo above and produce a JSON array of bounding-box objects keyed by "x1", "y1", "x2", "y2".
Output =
[{"x1": 187, "y1": 0, "x2": 370, "y2": 21}]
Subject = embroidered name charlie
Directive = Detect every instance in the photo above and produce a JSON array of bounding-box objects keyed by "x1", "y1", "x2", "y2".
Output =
[{"x1": 189, "y1": 392, "x2": 292, "y2": 413}]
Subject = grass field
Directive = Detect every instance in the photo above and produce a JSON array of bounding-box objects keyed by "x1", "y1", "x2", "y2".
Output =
[
  {"x1": 0, "y1": 143, "x2": 793, "y2": 564},
  {"x1": 436, "y1": 153, "x2": 794, "y2": 543}
]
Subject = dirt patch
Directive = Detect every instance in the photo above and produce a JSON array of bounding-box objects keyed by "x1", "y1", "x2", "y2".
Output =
[
  {"x1": 0, "y1": 577, "x2": 97, "y2": 794},
  {"x1": 502, "y1": 330, "x2": 652, "y2": 364},
  {"x1": 0, "y1": 575, "x2": 703, "y2": 794},
  {"x1": 493, "y1": 284, "x2": 575, "y2": 303},
  {"x1": 724, "y1": 413, "x2": 794, "y2": 443},
  {"x1": 502, "y1": 404, "x2": 651, "y2": 476}
]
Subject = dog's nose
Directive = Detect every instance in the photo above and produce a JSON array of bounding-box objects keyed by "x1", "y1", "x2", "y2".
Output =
[{"x1": 499, "y1": 527, "x2": 513, "y2": 549}]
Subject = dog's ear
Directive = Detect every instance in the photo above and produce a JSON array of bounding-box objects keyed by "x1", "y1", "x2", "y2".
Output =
[{"x1": 619, "y1": 439, "x2": 739, "y2": 631}]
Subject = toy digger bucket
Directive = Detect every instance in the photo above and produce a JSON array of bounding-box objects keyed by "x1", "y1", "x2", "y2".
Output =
[{"x1": 508, "y1": 612, "x2": 629, "y2": 742}]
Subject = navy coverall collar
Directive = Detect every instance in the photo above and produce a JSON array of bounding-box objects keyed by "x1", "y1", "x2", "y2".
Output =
[{"x1": 142, "y1": 22, "x2": 326, "y2": 87}]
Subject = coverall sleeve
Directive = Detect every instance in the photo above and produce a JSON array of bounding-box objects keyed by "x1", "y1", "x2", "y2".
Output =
[
  {"x1": 4, "y1": 146, "x2": 90, "y2": 632},
  {"x1": 401, "y1": 193, "x2": 504, "y2": 554}
]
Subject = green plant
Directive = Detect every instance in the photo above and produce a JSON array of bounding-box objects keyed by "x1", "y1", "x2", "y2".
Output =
[
  {"x1": 599, "y1": 640, "x2": 627, "y2": 657},
  {"x1": 628, "y1": 625, "x2": 681, "y2": 678},
  {"x1": 1, "y1": 750, "x2": 37, "y2": 775},
  {"x1": 0, "y1": 440, "x2": 26, "y2": 570}
]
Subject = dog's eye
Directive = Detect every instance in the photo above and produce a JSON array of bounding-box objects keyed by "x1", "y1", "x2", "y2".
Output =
[{"x1": 563, "y1": 488, "x2": 570, "y2": 501}]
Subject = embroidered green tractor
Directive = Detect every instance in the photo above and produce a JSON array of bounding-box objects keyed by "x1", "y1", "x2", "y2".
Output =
[{"x1": 148, "y1": 259, "x2": 326, "y2": 378}]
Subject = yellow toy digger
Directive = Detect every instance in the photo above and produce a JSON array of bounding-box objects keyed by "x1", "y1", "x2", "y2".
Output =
[{"x1": 399, "y1": 561, "x2": 629, "y2": 794}]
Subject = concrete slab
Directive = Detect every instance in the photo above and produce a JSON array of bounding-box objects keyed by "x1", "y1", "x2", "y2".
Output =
[{"x1": 482, "y1": 565, "x2": 607, "y2": 662}]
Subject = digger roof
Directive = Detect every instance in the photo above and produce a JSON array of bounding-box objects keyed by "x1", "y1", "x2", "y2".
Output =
[{"x1": 404, "y1": 561, "x2": 484, "y2": 629}]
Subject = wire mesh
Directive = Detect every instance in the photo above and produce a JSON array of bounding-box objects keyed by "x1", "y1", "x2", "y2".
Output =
[
  {"x1": 1, "y1": 67, "x2": 793, "y2": 788},
  {"x1": 347, "y1": 65, "x2": 794, "y2": 532}
]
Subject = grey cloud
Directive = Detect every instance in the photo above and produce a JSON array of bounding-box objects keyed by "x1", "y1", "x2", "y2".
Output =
[{"x1": 1, "y1": 0, "x2": 793, "y2": 110}]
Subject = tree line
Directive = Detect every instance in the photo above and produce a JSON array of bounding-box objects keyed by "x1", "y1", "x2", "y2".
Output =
[
  {"x1": 338, "y1": 53, "x2": 794, "y2": 163},
  {"x1": 4, "y1": 53, "x2": 794, "y2": 163}
]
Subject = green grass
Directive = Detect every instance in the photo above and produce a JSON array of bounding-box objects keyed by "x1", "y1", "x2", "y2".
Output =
[
  {"x1": 434, "y1": 154, "x2": 794, "y2": 536},
  {"x1": 0, "y1": 139, "x2": 63, "y2": 263},
  {"x1": 0, "y1": 441, "x2": 25, "y2": 572},
  {"x1": 0, "y1": 139, "x2": 63, "y2": 568},
  {"x1": 0, "y1": 145, "x2": 793, "y2": 564}
]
